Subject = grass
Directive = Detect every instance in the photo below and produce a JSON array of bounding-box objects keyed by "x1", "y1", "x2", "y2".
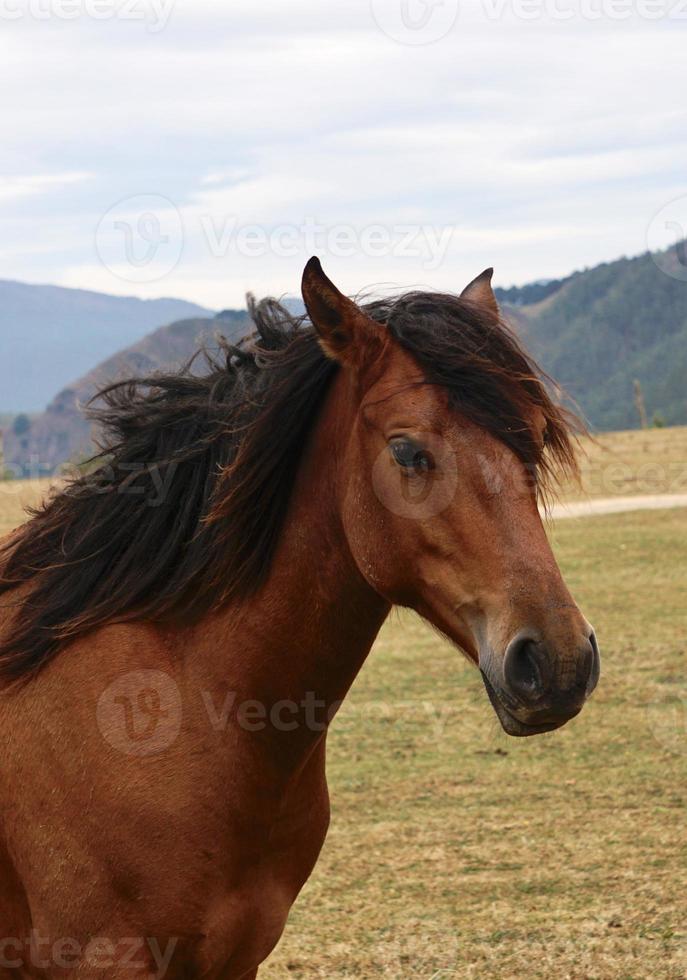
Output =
[
  {"x1": 0, "y1": 432, "x2": 686, "y2": 978},
  {"x1": 561, "y1": 425, "x2": 687, "y2": 502},
  {"x1": 2, "y1": 428, "x2": 685, "y2": 525},
  {"x1": 0, "y1": 478, "x2": 53, "y2": 537},
  {"x1": 262, "y1": 508, "x2": 687, "y2": 978}
]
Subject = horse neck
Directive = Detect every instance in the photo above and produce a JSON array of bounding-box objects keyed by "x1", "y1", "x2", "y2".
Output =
[{"x1": 192, "y1": 369, "x2": 391, "y2": 731}]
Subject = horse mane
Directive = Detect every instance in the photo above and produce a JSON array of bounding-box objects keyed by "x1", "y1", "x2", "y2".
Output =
[{"x1": 0, "y1": 292, "x2": 580, "y2": 680}]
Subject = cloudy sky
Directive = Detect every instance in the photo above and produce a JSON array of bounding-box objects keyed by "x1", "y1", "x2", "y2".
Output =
[{"x1": 1, "y1": 0, "x2": 686, "y2": 308}]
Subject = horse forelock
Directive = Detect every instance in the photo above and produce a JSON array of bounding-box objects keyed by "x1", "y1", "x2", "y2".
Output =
[{"x1": 0, "y1": 290, "x2": 581, "y2": 679}]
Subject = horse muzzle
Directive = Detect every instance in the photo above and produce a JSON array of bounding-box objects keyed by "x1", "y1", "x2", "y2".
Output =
[{"x1": 480, "y1": 628, "x2": 600, "y2": 737}]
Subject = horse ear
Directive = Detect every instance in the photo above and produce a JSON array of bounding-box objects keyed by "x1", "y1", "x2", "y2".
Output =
[
  {"x1": 461, "y1": 268, "x2": 499, "y2": 319},
  {"x1": 301, "y1": 257, "x2": 384, "y2": 367}
]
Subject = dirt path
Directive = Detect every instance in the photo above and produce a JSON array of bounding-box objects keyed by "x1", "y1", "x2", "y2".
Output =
[{"x1": 549, "y1": 493, "x2": 687, "y2": 520}]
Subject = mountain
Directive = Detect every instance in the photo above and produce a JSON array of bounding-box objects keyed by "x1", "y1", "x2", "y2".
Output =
[
  {"x1": 497, "y1": 244, "x2": 687, "y2": 431},
  {"x1": 2, "y1": 309, "x2": 250, "y2": 477},
  {"x1": 0, "y1": 280, "x2": 212, "y2": 413},
  {"x1": 3, "y1": 243, "x2": 686, "y2": 475},
  {"x1": 495, "y1": 276, "x2": 572, "y2": 308}
]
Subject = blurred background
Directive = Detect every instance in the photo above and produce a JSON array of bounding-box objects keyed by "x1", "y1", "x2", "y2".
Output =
[{"x1": 1, "y1": 0, "x2": 686, "y2": 476}]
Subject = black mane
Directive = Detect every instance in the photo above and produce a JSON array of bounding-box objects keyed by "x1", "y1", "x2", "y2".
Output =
[{"x1": 0, "y1": 292, "x2": 579, "y2": 680}]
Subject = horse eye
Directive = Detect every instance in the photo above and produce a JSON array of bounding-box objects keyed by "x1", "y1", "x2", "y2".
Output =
[{"x1": 390, "y1": 438, "x2": 433, "y2": 474}]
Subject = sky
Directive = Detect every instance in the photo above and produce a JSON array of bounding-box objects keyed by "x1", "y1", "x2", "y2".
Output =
[{"x1": 1, "y1": 0, "x2": 686, "y2": 309}]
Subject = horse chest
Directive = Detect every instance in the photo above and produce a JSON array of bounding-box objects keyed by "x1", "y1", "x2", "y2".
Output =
[{"x1": 189, "y1": 794, "x2": 331, "y2": 978}]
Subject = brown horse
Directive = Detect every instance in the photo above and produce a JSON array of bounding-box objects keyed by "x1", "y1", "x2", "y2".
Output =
[{"x1": 0, "y1": 259, "x2": 599, "y2": 978}]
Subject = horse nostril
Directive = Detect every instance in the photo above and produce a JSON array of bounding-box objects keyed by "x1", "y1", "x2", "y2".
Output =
[
  {"x1": 503, "y1": 635, "x2": 548, "y2": 703},
  {"x1": 585, "y1": 629, "x2": 601, "y2": 694},
  {"x1": 503, "y1": 629, "x2": 600, "y2": 710}
]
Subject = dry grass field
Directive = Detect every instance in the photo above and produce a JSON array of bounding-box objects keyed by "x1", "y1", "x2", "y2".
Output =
[
  {"x1": 260, "y1": 506, "x2": 687, "y2": 979},
  {"x1": 0, "y1": 430, "x2": 686, "y2": 978},
  {"x1": 561, "y1": 425, "x2": 687, "y2": 502},
  {"x1": 0, "y1": 477, "x2": 53, "y2": 538},
  {"x1": 2, "y1": 426, "x2": 684, "y2": 530}
]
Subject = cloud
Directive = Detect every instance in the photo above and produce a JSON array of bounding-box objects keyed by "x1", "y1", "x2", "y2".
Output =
[
  {"x1": 0, "y1": 172, "x2": 93, "y2": 203},
  {"x1": 0, "y1": 1, "x2": 685, "y2": 306}
]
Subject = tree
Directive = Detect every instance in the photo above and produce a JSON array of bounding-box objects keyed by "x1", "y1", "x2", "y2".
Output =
[{"x1": 12, "y1": 414, "x2": 31, "y2": 437}]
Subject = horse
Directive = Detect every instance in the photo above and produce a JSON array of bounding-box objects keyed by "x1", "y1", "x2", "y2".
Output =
[{"x1": 0, "y1": 258, "x2": 600, "y2": 978}]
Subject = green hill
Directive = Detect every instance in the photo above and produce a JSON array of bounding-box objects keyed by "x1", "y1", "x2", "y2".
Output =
[
  {"x1": 499, "y1": 245, "x2": 687, "y2": 431},
  {"x1": 4, "y1": 243, "x2": 686, "y2": 476}
]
